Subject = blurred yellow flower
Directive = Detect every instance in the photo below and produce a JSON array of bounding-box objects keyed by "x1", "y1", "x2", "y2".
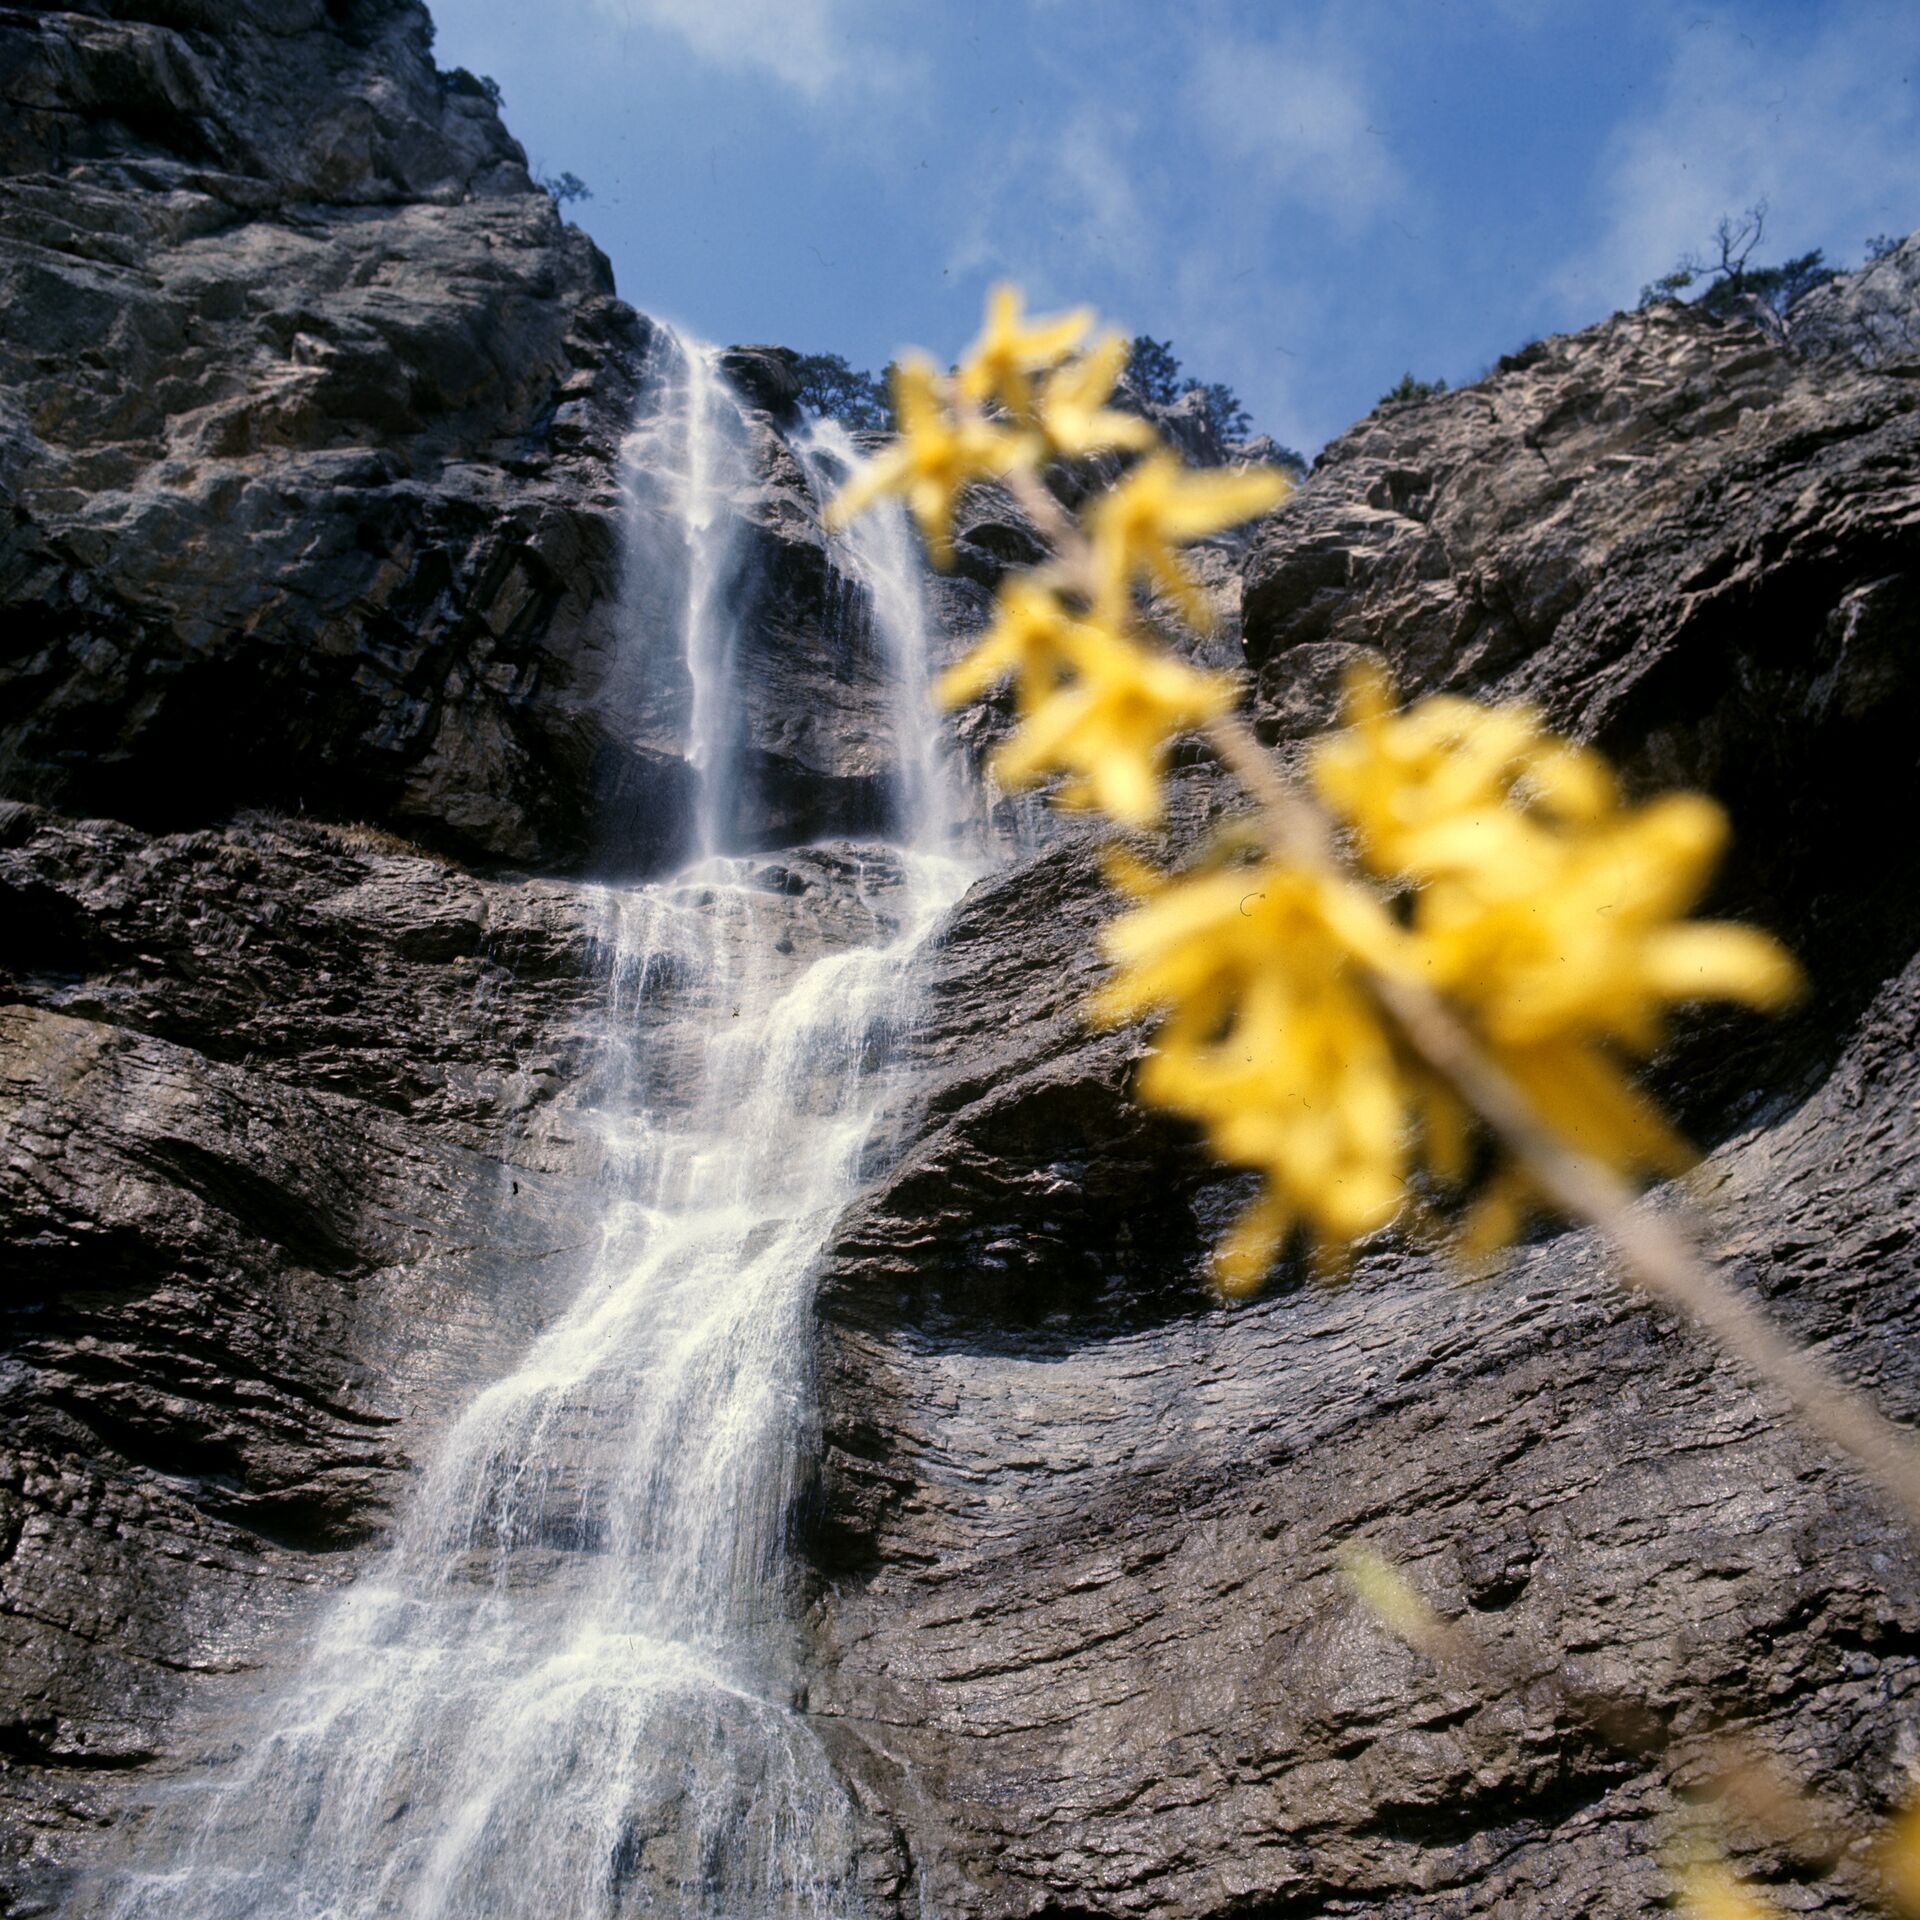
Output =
[
  {"x1": 1414, "y1": 795, "x2": 1801, "y2": 1055},
  {"x1": 833, "y1": 286, "x2": 1803, "y2": 1295},
  {"x1": 933, "y1": 578, "x2": 1085, "y2": 711},
  {"x1": 1311, "y1": 662, "x2": 1617, "y2": 877},
  {"x1": 956, "y1": 283, "x2": 1092, "y2": 423},
  {"x1": 1672, "y1": 1858, "x2": 1780, "y2": 1920},
  {"x1": 990, "y1": 622, "x2": 1234, "y2": 826},
  {"x1": 1090, "y1": 859, "x2": 1412, "y2": 1288},
  {"x1": 1337, "y1": 1543, "x2": 1446, "y2": 1648},
  {"x1": 1089, "y1": 453, "x2": 1291, "y2": 631},
  {"x1": 1300, "y1": 663, "x2": 1803, "y2": 1257},
  {"x1": 1882, "y1": 1789, "x2": 1920, "y2": 1917},
  {"x1": 1084, "y1": 661, "x2": 1805, "y2": 1282},
  {"x1": 826, "y1": 353, "x2": 1031, "y2": 567},
  {"x1": 1037, "y1": 332, "x2": 1158, "y2": 459}
]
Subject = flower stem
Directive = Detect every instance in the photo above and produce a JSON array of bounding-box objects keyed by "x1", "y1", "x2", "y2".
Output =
[{"x1": 1206, "y1": 707, "x2": 1920, "y2": 1535}]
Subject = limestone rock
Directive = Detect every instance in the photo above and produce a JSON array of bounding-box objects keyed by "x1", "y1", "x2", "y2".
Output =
[
  {"x1": 0, "y1": 0, "x2": 898, "y2": 875},
  {"x1": 1791, "y1": 230, "x2": 1920, "y2": 369}
]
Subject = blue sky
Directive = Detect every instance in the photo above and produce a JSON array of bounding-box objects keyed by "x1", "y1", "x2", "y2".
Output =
[{"x1": 428, "y1": 0, "x2": 1920, "y2": 453}]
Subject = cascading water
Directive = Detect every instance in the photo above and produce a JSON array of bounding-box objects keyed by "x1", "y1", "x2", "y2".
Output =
[
  {"x1": 789, "y1": 415, "x2": 952, "y2": 854},
  {"x1": 92, "y1": 333, "x2": 978, "y2": 1918},
  {"x1": 614, "y1": 332, "x2": 759, "y2": 860}
]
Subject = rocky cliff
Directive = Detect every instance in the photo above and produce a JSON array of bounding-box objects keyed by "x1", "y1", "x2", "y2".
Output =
[
  {"x1": 3, "y1": 6, "x2": 1919, "y2": 1915},
  {"x1": 809, "y1": 273, "x2": 1920, "y2": 1918}
]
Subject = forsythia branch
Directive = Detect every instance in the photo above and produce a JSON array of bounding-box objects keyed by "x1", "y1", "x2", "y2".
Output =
[{"x1": 826, "y1": 282, "x2": 1920, "y2": 1537}]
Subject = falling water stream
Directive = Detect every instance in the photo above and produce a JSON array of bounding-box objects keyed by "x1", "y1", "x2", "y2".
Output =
[{"x1": 96, "y1": 333, "x2": 977, "y2": 1918}]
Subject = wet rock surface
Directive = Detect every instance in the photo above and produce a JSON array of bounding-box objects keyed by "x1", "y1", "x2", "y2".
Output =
[
  {"x1": 1, "y1": 4, "x2": 1918, "y2": 1914},
  {"x1": 808, "y1": 298, "x2": 1920, "y2": 1915}
]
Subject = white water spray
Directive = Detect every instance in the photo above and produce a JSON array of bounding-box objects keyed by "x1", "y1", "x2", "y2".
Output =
[
  {"x1": 791, "y1": 415, "x2": 954, "y2": 855},
  {"x1": 92, "y1": 340, "x2": 977, "y2": 1918},
  {"x1": 620, "y1": 331, "x2": 760, "y2": 859}
]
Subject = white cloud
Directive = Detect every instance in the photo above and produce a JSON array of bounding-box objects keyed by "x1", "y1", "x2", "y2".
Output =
[
  {"x1": 939, "y1": 109, "x2": 1146, "y2": 305},
  {"x1": 1185, "y1": 36, "x2": 1404, "y2": 230},
  {"x1": 590, "y1": 0, "x2": 910, "y2": 102},
  {"x1": 1551, "y1": 7, "x2": 1920, "y2": 317},
  {"x1": 935, "y1": 30, "x2": 1359, "y2": 447},
  {"x1": 1051, "y1": 106, "x2": 1144, "y2": 259}
]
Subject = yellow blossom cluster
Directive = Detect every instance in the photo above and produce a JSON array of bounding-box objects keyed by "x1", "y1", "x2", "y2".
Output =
[
  {"x1": 826, "y1": 286, "x2": 1166, "y2": 567},
  {"x1": 1089, "y1": 858, "x2": 1413, "y2": 1291},
  {"x1": 1307, "y1": 663, "x2": 1800, "y2": 1259},
  {"x1": 829, "y1": 283, "x2": 1288, "y2": 824},
  {"x1": 1094, "y1": 666, "x2": 1800, "y2": 1286},
  {"x1": 828, "y1": 283, "x2": 1798, "y2": 1297}
]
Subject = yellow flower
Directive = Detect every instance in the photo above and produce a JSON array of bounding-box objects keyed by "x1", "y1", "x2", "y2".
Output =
[
  {"x1": 1880, "y1": 1789, "x2": 1920, "y2": 1917},
  {"x1": 1671, "y1": 1858, "x2": 1780, "y2": 1920},
  {"x1": 1310, "y1": 661, "x2": 1616, "y2": 879},
  {"x1": 933, "y1": 578, "x2": 1086, "y2": 710},
  {"x1": 1412, "y1": 796, "x2": 1801, "y2": 1056},
  {"x1": 1089, "y1": 452, "x2": 1291, "y2": 631},
  {"x1": 1036, "y1": 332, "x2": 1158, "y2": 459},
  {"x1": 854, "y1": 297, "x2": 1805, "y2": 1297},
  {"x1": 1089, "y1": 662, "x2": 1804, "y2": 1287},
  {"x1": 1090, "y1": 860, "x2": 1412, "y2": 1288},
  {"x1": 990, "y1": 620, "x2": 1235, "y2": 825},
  {"x1": 826, "y1": 354, "x2": 1033, "y2": 566},
  {"x1": 1306, "y1": 664, "x2": 1801, "y2": 1255},
  {"x1": 956, "y1": 283, "x2": 1093, "y2": 423}
]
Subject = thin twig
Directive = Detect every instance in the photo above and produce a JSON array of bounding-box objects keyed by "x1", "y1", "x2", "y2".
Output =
[
  {"x1": 963, "y1": 394, "x2": 1920, "y2": 1534},
  {"x1": 1378, "y1": 958, "x2": 1920, "y2": 1533},
  {"x1": 1204, "y1": 705, "x2": 1920, "y2": 1535}
]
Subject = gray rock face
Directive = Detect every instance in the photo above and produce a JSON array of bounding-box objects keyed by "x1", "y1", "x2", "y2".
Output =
[
  {"x1": 1, "y1": 5, "x2": 1918, "y2": 1912},
  {"x1": 0, "y1": 0, "x2": 661, "y2": 870},
  {"x1": 721, "y1": 343, "x2": 804, "y2": 419},
  {"x1": 1791, "y1": 230, "x2": 1920, "y2": 369},
  {"x1": 0, "y1": 0, "x2": 902, "y2": 875},
  {"x1": 806, "y1": 295, "x2": 1920, "y2": 1916}
]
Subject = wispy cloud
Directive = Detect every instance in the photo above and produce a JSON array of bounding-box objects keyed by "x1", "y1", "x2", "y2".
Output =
[
  {"x1": 939, "y1": 107, "x2": 1146, "y2": 307},
  {"x1": 1185, "y1": 35, "x2": 1404, "y2": 231},
  {"x1": 1051, "y1": 106, "x2": 1144, "y2": 263},
  {"x1": 936, "y1": 22, "x2": 1372, "y2": 449},
  {"x1": 589, "y1": 0, "x2": 914, "y2": 103},
  {"x1": 1550, "y1": 6, "x2": 1920, "y2": 317}
]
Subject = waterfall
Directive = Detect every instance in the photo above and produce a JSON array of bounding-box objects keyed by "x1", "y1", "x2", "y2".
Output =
[
  {"x1": 90, "y1": 338, "x2": 977, "y2": 1918},
  {"x1": 617, "y1": 333, "x2": 759, "y2": 860},
  {"x1": 789, "y1": 415, "x2": 952, "y2": 856}
]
